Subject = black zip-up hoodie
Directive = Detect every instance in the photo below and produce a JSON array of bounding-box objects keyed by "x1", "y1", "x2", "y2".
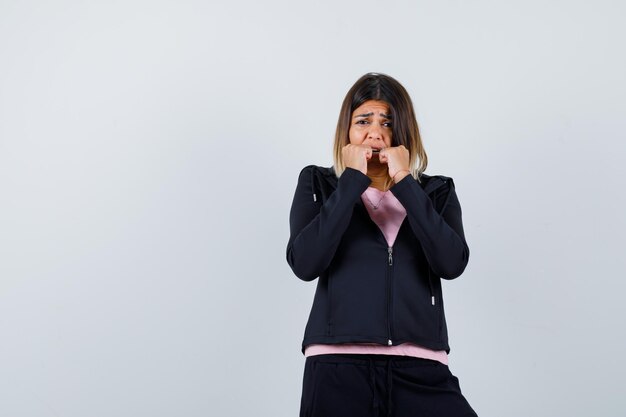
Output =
[{"x1": 286, "y1": 165, "x2": 469, "y2": 354}]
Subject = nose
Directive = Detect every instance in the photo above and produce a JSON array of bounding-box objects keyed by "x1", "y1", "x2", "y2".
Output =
[{"x1": 367, "y1": 124, "x2": 383, "y2": 141}]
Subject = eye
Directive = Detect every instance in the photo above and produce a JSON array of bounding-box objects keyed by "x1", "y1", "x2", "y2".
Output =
[
  {"x1": 355, "y1": 120, "x2": 369, "y2": 125},
  {"x1": 383, "y1": 122, "x2": 392, "y2": 128}
]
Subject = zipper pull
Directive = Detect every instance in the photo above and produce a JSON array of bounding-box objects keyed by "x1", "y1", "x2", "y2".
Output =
[
  {"x1": 388, "y1": 339, "x2": 392, "y2": 346},
  {"x1": 388, "y1": 247, "x2": 393, "y2": 266},
  {"x1": 431, "y1": 296, "x2": 436, "y2": 305},
  {"x1": 313, "y1": 193, "x2": 317, "y2": 202}
]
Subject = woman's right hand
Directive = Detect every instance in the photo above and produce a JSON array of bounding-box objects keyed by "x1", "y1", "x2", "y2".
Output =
[{"x1": 342, "y1": 144, "x2": 372, "y2": 175}]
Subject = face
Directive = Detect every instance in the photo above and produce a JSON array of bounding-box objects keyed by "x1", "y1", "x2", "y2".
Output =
[{"x1": 348, "y1": 100, "x2": 393, "y2": 150}]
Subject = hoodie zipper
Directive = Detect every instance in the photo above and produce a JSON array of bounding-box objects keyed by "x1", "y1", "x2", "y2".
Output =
[
  {"x1": 386, "y1": 246, "x2": 394, "y2": 346},
  {"x1": 364, "y1": 206, "x2": 396, "y2": 347}
]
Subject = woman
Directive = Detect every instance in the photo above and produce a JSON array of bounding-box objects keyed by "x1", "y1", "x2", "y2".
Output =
[{"x1": 286, "y1": 73, "x2": 477, "y2": 417}]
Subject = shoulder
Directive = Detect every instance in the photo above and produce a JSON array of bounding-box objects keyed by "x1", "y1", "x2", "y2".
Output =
[
  {"x1": 417, "y1": 172, "x2": 456, "y2": 194},
  {"x1": 420, "y1": 172, "x2": 453, "y2": 183},
  {"x1": 297, "y1": 164, "x2": 336, "y2": 178}
]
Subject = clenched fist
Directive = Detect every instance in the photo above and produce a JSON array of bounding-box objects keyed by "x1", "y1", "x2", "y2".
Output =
[
  {"x1": 378, "y1": 145, "x2": 410, "y2": 180},
  {"x1": 342, "y1": 143, "x2": 374, "y2": 175}
]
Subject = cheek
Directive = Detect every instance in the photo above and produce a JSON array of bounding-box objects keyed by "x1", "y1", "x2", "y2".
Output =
[{"x1": 348, "y1": 127, "x2": 361, "y2": 144}]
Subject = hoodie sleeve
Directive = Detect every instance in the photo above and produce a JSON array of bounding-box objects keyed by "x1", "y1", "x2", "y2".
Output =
[
  {"x1": 389, "y1": 174, "x2": 470, "y2": 280},
  {"x1": 286, "y1": 166, "x2": 372, "y2": 281}
]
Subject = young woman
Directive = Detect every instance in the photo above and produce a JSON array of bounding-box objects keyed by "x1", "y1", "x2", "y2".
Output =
[{"x1": 286, "y1": 73, "x2": 478, "y2": 417}]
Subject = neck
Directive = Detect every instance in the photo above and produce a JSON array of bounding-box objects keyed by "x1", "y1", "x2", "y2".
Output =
[{"x1": 367, "y1": 160, "x2": 391, "y2": 191}]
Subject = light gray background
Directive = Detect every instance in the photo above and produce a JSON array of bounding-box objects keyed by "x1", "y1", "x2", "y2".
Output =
[{"x1": 1, "y1": 1, "x2": 624, "y2": 416}]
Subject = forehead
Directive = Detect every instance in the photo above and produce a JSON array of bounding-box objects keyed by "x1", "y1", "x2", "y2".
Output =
[{"x1": 352, "y1": 99, "x2": 390, "y2": 115}]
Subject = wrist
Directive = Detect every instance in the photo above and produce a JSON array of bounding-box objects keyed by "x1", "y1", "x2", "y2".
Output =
[{"x1": 392, "y1": 169, "x2": 411, "y2": 183}]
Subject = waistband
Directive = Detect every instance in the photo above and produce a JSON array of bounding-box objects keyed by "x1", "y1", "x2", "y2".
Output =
[{"x1": 306, "y1": 353, "x2": 446, "y2": 368}]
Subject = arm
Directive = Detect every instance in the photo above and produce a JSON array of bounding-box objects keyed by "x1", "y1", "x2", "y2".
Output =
[
  {"x1": 286, "y1": 166, "x2": 372, "y2": 281},
  {"x1": 389, "y1": 174, "x2": 470, "y2": 279}
]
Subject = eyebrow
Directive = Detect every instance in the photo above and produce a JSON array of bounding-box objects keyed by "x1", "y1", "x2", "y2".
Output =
[{"x1": 353, "y1": 112, "x2": 393, "y2": 119}]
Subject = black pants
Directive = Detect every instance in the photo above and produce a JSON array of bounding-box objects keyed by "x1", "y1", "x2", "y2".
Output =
[{"x1": 299, "y1": 354, "x2": 478, "y2": 417}]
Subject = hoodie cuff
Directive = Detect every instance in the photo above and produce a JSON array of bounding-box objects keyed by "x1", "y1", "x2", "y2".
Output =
[
  {"x1": 339, "y1": 167, "x2": 372, "y2": 196},
  {"x1": 389, "y1": 170, "x2": 417, "y2": 194}
]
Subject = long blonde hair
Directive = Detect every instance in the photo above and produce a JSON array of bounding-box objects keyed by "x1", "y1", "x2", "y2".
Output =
[{"x1": 332, "y1": 72, "x2": 428, "y2": 188}]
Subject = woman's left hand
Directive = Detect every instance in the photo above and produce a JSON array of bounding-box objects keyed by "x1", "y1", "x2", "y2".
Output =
[{"x1": 379, "y1": 145, "x2": 411, "y2": 181}]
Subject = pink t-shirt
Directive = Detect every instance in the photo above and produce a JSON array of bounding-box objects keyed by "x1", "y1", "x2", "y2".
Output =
[{"x1": 304, "y1": 186, "x2": 449, "y2": 365}]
